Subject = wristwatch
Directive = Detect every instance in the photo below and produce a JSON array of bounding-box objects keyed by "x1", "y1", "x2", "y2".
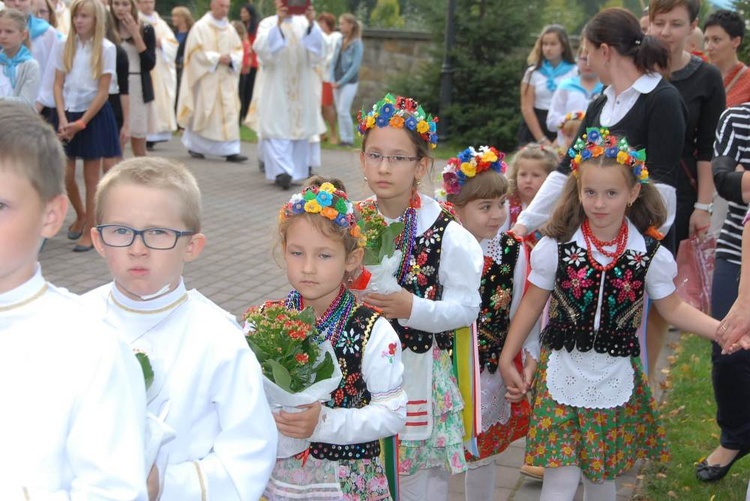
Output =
[{"x1": 694, "y1": 202, "x2": 714, "y2": 214}]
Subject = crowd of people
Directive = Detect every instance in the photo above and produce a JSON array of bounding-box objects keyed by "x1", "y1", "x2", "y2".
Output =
[{"x1": 4, "y1": 0, "x2": 750, "y2": 500}]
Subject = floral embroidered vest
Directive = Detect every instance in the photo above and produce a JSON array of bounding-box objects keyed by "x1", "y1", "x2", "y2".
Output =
[
  {"x1": 542, "y1": 237, "x2": 660, "y2": 357},
  {"x1": 310, "y1": 305, "x2": 381, "y2": 461},
  {"x1": 391, "y1": 209, "x2": 454, "y2": 354},
  {"x1": 478, "y1": 233, "x2": 521, "y2": 373}
]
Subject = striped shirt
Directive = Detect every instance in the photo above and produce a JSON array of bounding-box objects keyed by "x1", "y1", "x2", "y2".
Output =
[{"x1": 714, "y1": 103, "x2": 750, "y2": 265}]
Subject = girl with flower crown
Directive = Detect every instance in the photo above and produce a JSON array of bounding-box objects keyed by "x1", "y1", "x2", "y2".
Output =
[
  {"x1": 258, "y1": 177, "x2": 408, "y2": 501},
  {"x1": 438, "y1": 146, "x2": 537, "y2": 499},
  {"x1": 499, "y1": 129, "x2": 721, "y2": 501},
  {"x1": 355, "y1": 93, "x2": 483, "y2": 500}
]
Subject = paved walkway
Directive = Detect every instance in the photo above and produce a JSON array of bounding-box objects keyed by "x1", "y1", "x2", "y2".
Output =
[{"x1": 40, "y1": 138, "x2": 676, "y2": 500}]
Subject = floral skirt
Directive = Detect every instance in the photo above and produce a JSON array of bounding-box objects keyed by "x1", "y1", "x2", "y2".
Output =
[
  {"x1": 399, "y1": 346, "x2": 467, "y2": 475},
  {"x1": 525, "y1": 349, "x2": 669, "y2": 482},
  {"x1": 264, "y1": 455, "x2": 391, "y2": 500},
  {"x1": 466, "y1": 352, "x2": 530, "y2": 463}
]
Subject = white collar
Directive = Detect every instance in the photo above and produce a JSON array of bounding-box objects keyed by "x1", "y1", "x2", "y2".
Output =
[
  {"x1": 0, "y1": 265, "x2": 48, "y2": 311},
  {"x1": 604, "y1": 72, "x2": 661, "y2": 99},
  {"x1": 110, "y1": 279, "x2": 188, "y2": 314}
]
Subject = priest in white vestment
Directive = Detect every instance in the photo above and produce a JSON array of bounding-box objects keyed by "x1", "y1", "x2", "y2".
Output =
[
  {"x1": 138, "y1": 0, "x2": 177, "y2": 146},
  {"x1": 248, "y1": 1, "x2": 325, "y2": 189},
  {"x1": 177, "y1": 0, "x2": 247, "y2": 162}
]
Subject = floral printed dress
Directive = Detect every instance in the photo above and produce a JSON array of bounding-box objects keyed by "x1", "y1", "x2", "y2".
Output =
[{"x1": 522, "y1": 220, "x2": 672, "y2": 482}]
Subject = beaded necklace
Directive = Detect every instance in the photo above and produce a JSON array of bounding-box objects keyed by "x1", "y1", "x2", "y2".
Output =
[
  {"x1": 395, "y1": 207, "x2": 418, "y2": 284},
  {"x1": 285, "y1": 285, "x2": 355, "y2": 347},
  {"x1": 581, "y1": 218, "x2": 629, "y2": 272}
]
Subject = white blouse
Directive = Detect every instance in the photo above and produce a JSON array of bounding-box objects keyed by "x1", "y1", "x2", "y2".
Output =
[
  {"x1": 522, "y1": 64, "x2": 578, "y2": 110},
  {"x1": 310, "y1": 316, "x2": 407, "y2": 444},
  {"x1": 83, "y1": 280, "x2": 278, "y2": 501},
  {"x1": 529, "y1": 220, "x2": 676, "y2": 408},
  {"x1": 55, "y1": 36, "x2": 116, "y2": 112},
  {"x1": 0, "y1": 267, "x2": 147, "y2": 500}
]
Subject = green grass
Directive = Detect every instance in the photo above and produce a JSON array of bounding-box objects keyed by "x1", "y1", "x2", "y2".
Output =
[{"x1": 637, "y1": 334, "x2": 750, "y2": 500}]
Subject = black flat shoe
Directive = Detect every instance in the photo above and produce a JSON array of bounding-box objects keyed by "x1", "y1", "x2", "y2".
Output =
[
  {"x1": 275, "y1": 173, "x2": 292, "y2": 190},
  {"x1": 67, "y1": 228, "x2": 83, "y2": 240},
  {"x1": 188, "y1": 150, "x2": 205, "y2": 159},
  {"x1": 695, "y1": 448, "x2": 750, "y2": 482},
  {"x1": 72, "y1": 244, "x2": 94, "y2": 253},
  {"x1": 226, "y1": 154, "x2": 248, "y2": 163}
]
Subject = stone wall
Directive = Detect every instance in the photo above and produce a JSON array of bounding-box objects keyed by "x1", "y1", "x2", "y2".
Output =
[{"x1": 355, "y1": 29, "x2": 435, "y2": 112}]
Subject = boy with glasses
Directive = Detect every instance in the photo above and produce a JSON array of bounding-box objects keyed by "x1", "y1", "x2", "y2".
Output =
[{"x1": 84, "y1": 156, "x2": 277, "y2": 501}]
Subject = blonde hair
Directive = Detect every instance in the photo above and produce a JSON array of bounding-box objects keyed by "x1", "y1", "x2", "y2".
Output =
[
  {"x1": 0, "y1": 9, "x2": 31, "y2": 49},
  {"x1": 171, "y1": 6, "x2": 194, "y2": 30},
  {"x1": 542, "y1": 157, "x2": 667, "y2": 241},
  {"x1": 508, "y1": 143, "x2": 558, "y2": 196},
  {"x1": 0, "y1": 101, "x2": 65, "y2": 202},
  {"x1": 340, "y1": 12, "x2": 361, "y2": 48},
  {"x1": 63, "y1": 0, "x2": 107, "y2": 79},
  {"x1": 95, "y1": 157, "x2": 202, "y2": 231}
]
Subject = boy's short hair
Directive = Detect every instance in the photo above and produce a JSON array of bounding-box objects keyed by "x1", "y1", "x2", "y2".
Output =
[
  {"x1": 704, "y1": 9, "x2": 745, "y2": 41},
  {"x1": 95, "y1": 157, "x2": 202, "y2": 232},
  {"x1": 649, "y1": 0, "x2": 700, "y2": 23},
  {"x1": 0, "y1": 101, "x2": 65, "y2": 202}
]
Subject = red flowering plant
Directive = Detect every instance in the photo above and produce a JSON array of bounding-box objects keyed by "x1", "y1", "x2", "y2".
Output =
[
  {"x1": 243, "y1": 303, "x2": 336, "y2": 393},
  {"x1": 243, "y1": 302, "x2": 343, "y2": 458}
]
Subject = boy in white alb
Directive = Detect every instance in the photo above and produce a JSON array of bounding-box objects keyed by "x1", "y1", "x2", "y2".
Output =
[
  {"x1": 0, "y1": 101, "x2": 147, "y2": 500},
  {"x1": 83, "y1": 157, "x2": 277, "y2": 500}
]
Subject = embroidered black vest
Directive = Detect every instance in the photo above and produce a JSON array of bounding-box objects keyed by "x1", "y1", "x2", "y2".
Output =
[
  {"x1": 542, "y1": 237, "x2": 660, "y2": 357},
  {"x1": 390, "y1": 209, "x2": 454, "y2": 353},
  {"x1": 310, "y1": 305, "x2": 381, "y2": 461},
  {"x1": 478, "y1": 233, "x2": 521, "y2": 373}
]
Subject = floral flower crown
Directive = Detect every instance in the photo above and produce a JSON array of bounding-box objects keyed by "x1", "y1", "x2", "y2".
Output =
[
  {"x1": 560, "y1": 111, "x2": 585, "y2": 128},
  {"x1": 281, "y1": 183, "x2": 364, "y2": 245},
  {"x1": 357, "y1": 92, "x2": 439, "y2": 149},
  {"x1": 569, "y1": 128, "x2": 649, "y2": 184},
  {"x1": 434, "y1": 146, "x2": 507, "y2": 201}
]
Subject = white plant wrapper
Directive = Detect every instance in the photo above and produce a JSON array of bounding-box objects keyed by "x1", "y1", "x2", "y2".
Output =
[
  {"x1": 360, "y1": 250, "x2": 403, "y2": 295},
  {"x1": 144, "y1": 400, "x2": 176, "y2": 485},
  {"x1": 263, "y1": 341, "x2": 343, "y2": 458}
]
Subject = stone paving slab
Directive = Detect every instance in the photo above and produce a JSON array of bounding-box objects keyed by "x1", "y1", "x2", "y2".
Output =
[{"x1": 40, "y1": 137, "x2": 675, "y2": 501}]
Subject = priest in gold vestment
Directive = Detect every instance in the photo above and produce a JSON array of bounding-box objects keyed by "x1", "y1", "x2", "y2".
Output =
[{"x1": 177, "y1": 0, "x2": 246, "y2": 162}]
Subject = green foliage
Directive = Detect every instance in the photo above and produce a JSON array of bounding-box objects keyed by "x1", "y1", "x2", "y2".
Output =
[
  {"x1": 370, "y1": 0, "x2": 404, "y2": 27},
  {"x1": 358, "y1": 202, "x2": 405, "y2": 265},
  {"x1": 134, "y1": 351, "x2": 154, "y2": 390},
  {"x1": 733, "y1": 0, "x2": 750, "y2": 64},
  {"x1": 540, "y1": 0, "x2": 586, "y2": 34},
  {"x1": 392, "y1": 0, "x2": 545, "y2": 151},
  {"x1": 637, "y1": 334, "x2": 750, "y2": 500}
]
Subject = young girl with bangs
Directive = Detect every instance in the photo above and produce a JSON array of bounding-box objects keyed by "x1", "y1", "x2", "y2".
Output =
[
  {"x1": 53, "y1": 0, "x2": 119, "y2": 252},
  {"x1": 356, "y1": 94, "x2": 483, "y2": 500},
  {"x1": 0, "y1": 8, "x2": 40, "y2": 107},
  {"x1": 500, "y1": 129, "x2": 720, "y2": 501},
  {"x1": 258, "y1": 177, "x2": 407, "y2": 501},
  {"x1": 439, "y1": 146, "x2": 536, "y2": 500}
]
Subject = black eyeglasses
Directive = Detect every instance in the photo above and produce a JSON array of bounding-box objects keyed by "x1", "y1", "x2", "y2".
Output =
[{"x1": 96, "y1": 224, "x2": 196, "y2": 250}]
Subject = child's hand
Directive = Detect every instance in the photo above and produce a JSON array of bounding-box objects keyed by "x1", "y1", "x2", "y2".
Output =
[
  {"x1": 499, "y1": 356, "x2": 526, "y2": 402},
  {"x1": 522, "y1": 351, "x2": 537, "y2": 391},
  {"x1": 273, "y1": 401, "x2": 322, "y2": 439},
  {"x1": 147, "y1": 465, "x2": 159, "y2": 501},
  {"x1": 363, "y1": 289, "x2": 413, "y2": 320},
  {"x1": 120, "y1": 123, "x2": 130, "y2": 145}
]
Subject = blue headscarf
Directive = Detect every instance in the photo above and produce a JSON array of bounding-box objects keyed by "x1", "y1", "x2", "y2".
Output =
[
  {"x1": 539, "y1": 60, "x2": 576, "y2": 93},
  {"x1": 0, "y1": 45, "x2": 33, "y2": 88}
]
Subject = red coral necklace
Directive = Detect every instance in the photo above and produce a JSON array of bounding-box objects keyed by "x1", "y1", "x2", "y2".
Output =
[{"x1": 581, "y1": 218, "x2": 628, "y2": 272}]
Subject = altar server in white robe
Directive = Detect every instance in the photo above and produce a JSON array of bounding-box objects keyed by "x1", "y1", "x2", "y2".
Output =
[
  {"x1": 85, "y1": 157, "x2": 277, "y2": 501},
  {"x1": 177, "y1": 0, "x2": 247, "y2": 162},
  {"x1": 138, "y1": 0, "x2": 177, "y2": 145},
  {"x1": 0, "y1": 101, "x2": 147, "y2": 500},
  {"x1": 249, "y1": 0, "x2": 325, "y2": 189}
]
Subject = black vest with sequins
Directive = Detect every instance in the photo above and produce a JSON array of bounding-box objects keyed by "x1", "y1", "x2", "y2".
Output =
[
  {"x1": 478, "y1": 233, "x2": 521, "y2": 373},
  {"x1": 310, "y1": 305, "x2": 381, "y2": 461},
  {"x1": 542, "y1": 237, "x2": 660, "y2": 357},
  {"x1": 390, "y1": 209, "x2": 454, "y2": 354}
]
